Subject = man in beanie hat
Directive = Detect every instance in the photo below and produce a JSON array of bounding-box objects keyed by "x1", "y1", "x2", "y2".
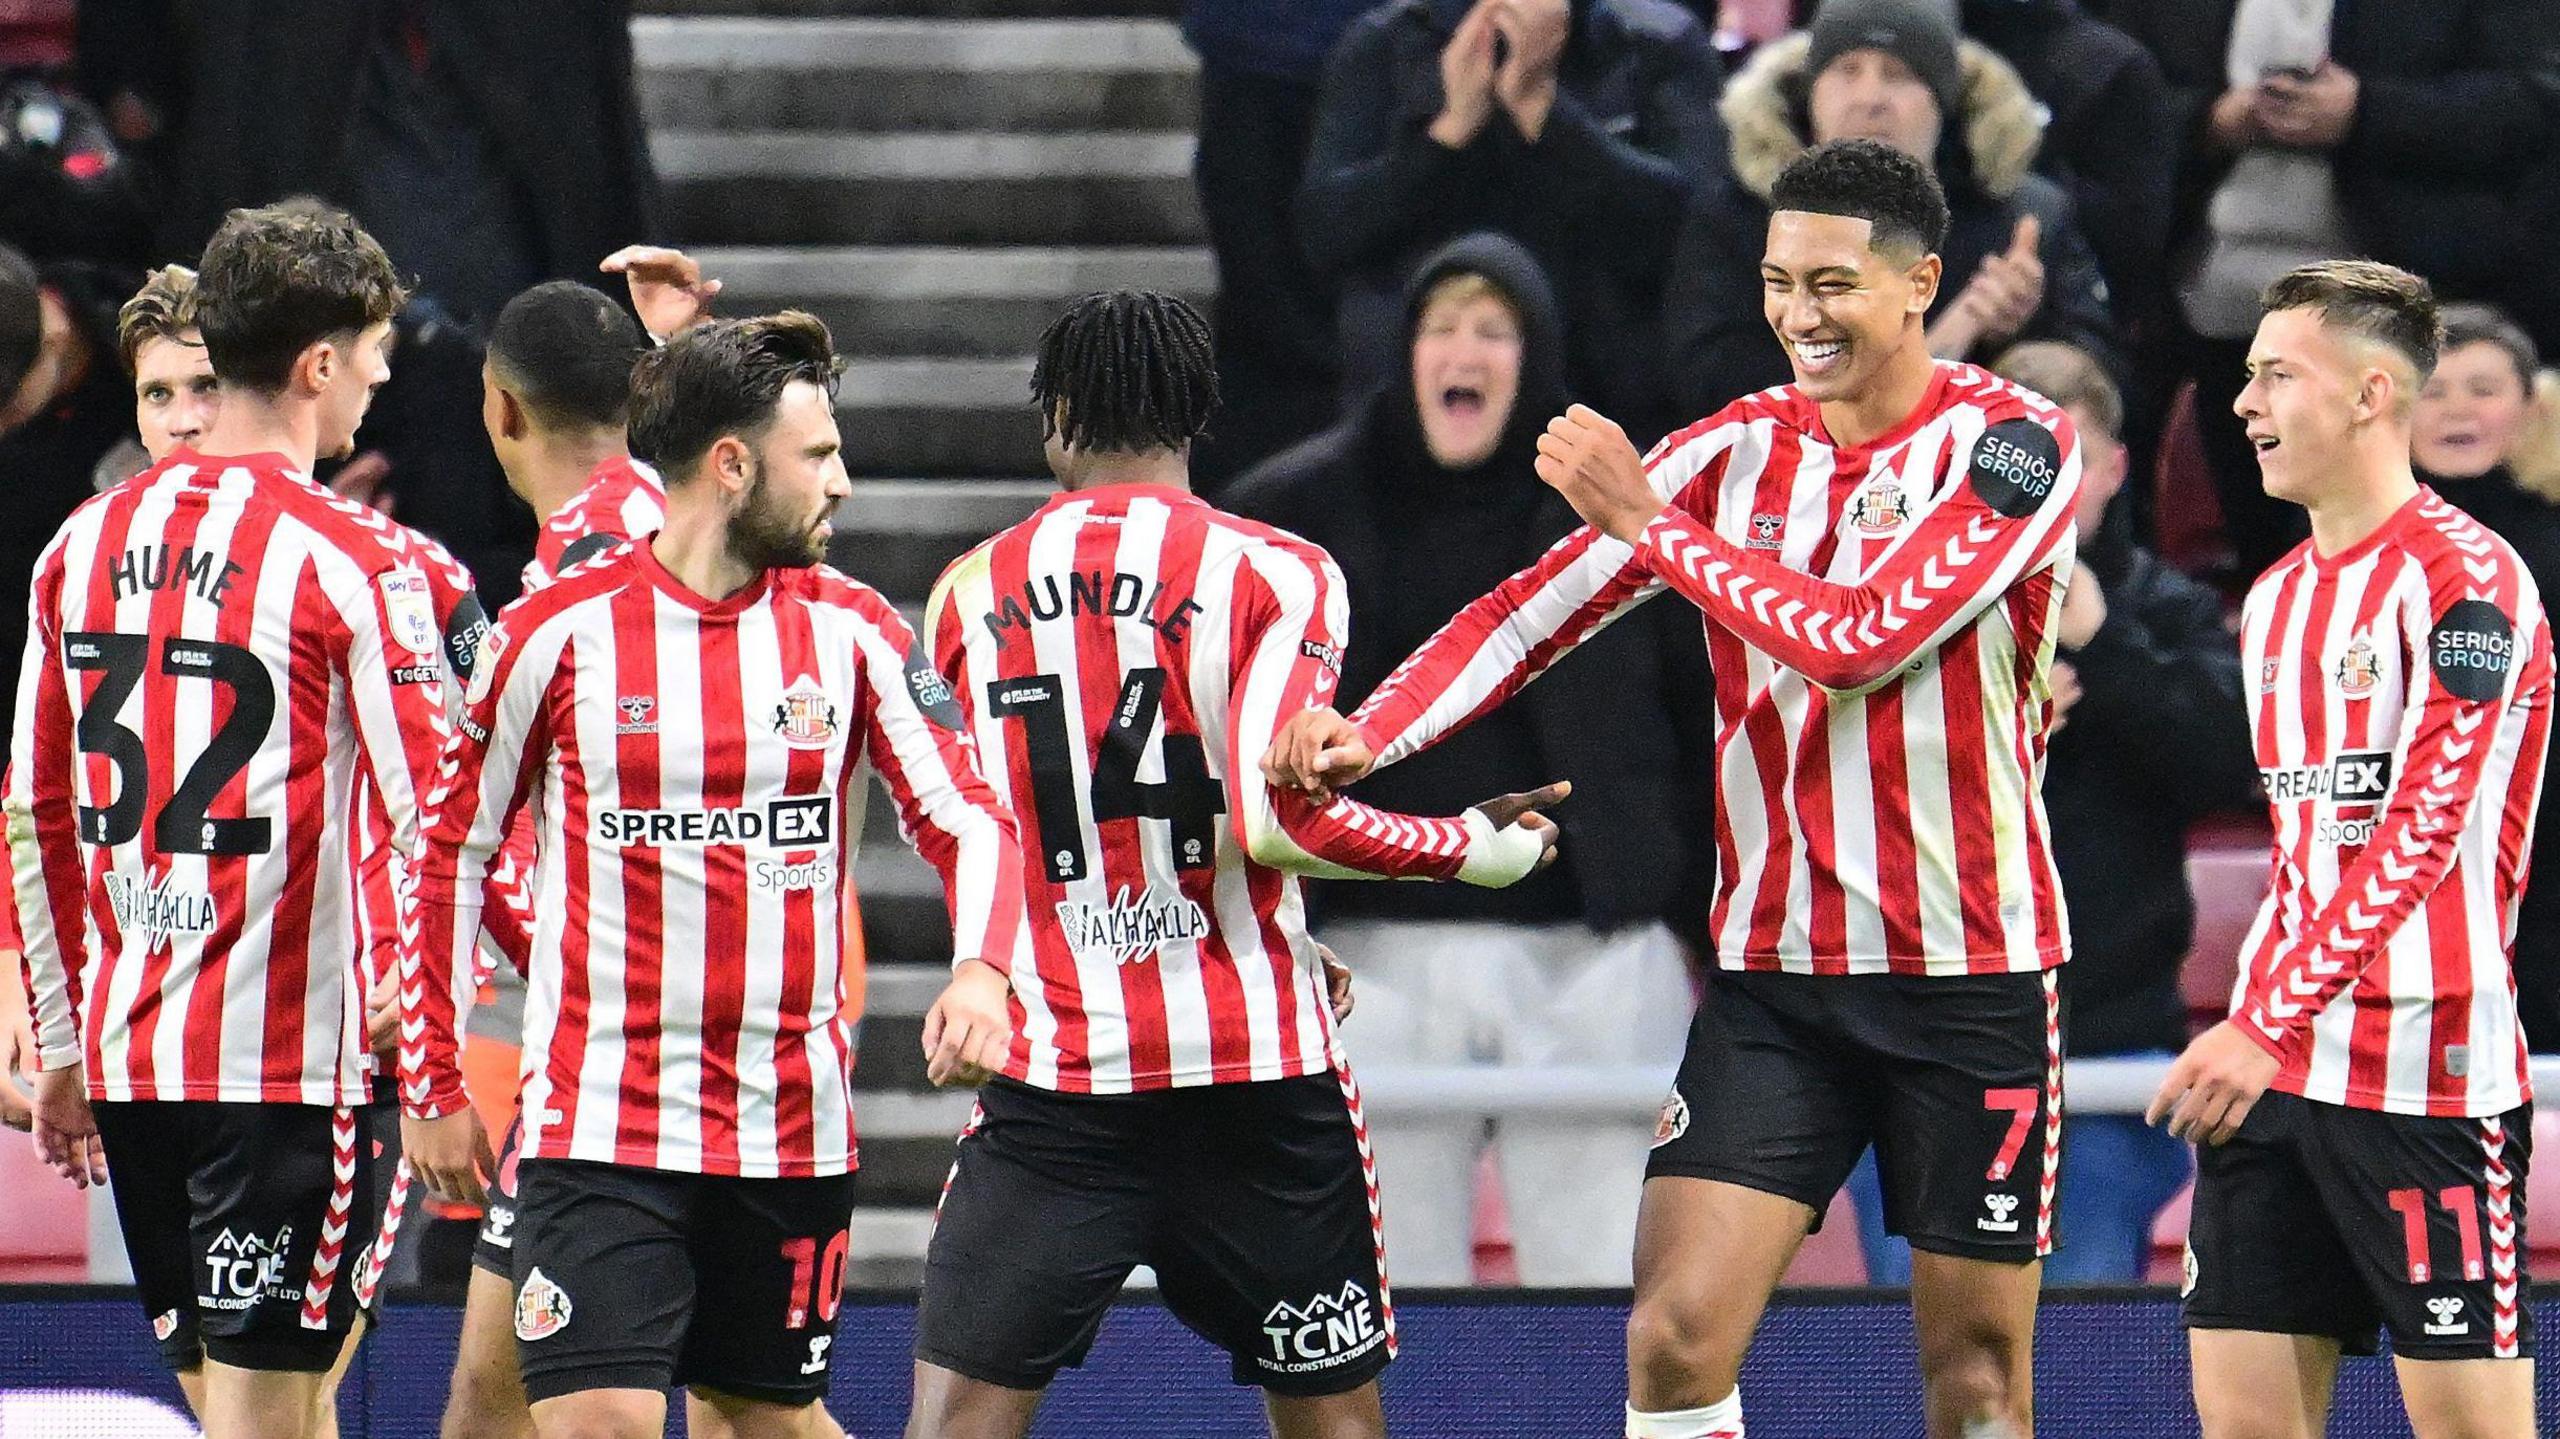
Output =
[{"x1": 1665, "y1": 0, "x2": 2124, "y2": 416}]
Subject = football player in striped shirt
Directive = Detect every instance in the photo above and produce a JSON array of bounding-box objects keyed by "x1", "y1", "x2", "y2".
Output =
[
  {"x1": 907, "y1": 291, "x2": 1564, "y2": 1439},
  {"x1": 1267, "y1": 140, "x2": 2083, "y2": 1439},
  {"x1": 9, "y1": 206, "x2": 474, "y2": 1439},
  {"x1": 2149, "y1": 262, "x2": 2549, "y2": 1437},
  {"x1": 399, "y1": 311, "x2": 1026, "y2": 1439}
]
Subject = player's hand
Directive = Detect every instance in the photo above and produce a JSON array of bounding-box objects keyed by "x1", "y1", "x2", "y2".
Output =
[
  {"x1": 0, "y1": 953, "x2": 35, "y2": 1132},
  {"x1": 2046, "y1": 659, "x2": 2083, "y2": 736},
  {"x1": 1317, "y1": 942, "x2": 1355, "y2": 1023},
  {"x1": 1470, "y1": 779, "x2": 1571, "y2": 870},
  {"x1": 923, "y1": 959, "x2": 1012, "y2": 1088},
  {"x1": 365, "y1": 968, "x2": 399, "y2": 1059},
  {"x1": 404, "y1": 1109, "x2": 496, "y2": 1208},
  {"x1": 2056, "y1": 563, "x2": 2106, "y2": 651},
  {"x1": 1431, "y1": 0, "x2": 1502, "y2": 148},
  {"x1": 1535, "y1": 405, "x2": 1660, "y2": 544},
  {"x1": 1262, "y1": 708, "x2": 1375, "y2": 803},
  {"x1": 1490, "y1": 0, "x2": 1568, "y2": 138},
  {"x1": 328, "y1": 451, "x2": 396, "y2": 516},
  {"x1": 2145, "y1": 1020, "x2": 2284, "y2": 1146},
  {"x1": 601, "y1": 244, "x2": 722, "y2": 341},
  {"x1": 31, "y1": 1064, "x2": 107, "y2": 1187}
]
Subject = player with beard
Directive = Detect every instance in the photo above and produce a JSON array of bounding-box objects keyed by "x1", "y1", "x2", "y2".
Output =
[{"x1": 399, "y1": 312, "x2": 1027, "y2": 1439}]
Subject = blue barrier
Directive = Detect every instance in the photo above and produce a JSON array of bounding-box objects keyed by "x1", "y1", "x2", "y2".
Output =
[{"x1": 3, "y1": 1286, "x2": 2553, "y2": 1435}]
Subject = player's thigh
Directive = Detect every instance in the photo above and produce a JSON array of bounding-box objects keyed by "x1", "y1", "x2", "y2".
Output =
[
  {"x1": 443, "y1": 1265, "x2": 533, "y2": 1439},
  {"x1": 508, "y1": 1159, "x2": 697, "y2": 1406},
  {"x1": 1265, "y1": 1380, "x2": 1386, "y2": 1439},
  {"x1": 1625, "y1": 1174, "x2": 1815, "y2": 1406},
  {"x1": 2183, "y1": 1096, "x2": 2380, "y2": 1348},
  {"x1": 199, "y1": 1359, "x2": 327, "y2": 1439},
  {"x1": 1154, "y1": 1072, "x2": 1394, "y2": 1399},
  {"x1": 684, "y1": 1383, "x2": 835, "y2": 1439},
  {"x1": 678, "y1": 1172, "x2": 863, "y2": 1408},
  {"x1": 528, "y1": 1387, "x2": 665, "y2": 1439},
  {"x1": 1868, "y1": 971, "x2": 2059, "y2": 1265},
  {"x1": 2301, "y1": 1100, "x2": 2533, "y2": 1366},
  {"x1": 906, "y1": 1360, "x2": 1043, "y2": 1439},
  {"x1": 916, "y1": 1082, "x2": 1153, "y2": 1392},
  {"x1": 1642, "y1": 968, "x2": 1873, "y2": 1217},
  {"x1": 2395, "y1": 1353, "x2": 2535, "y2": 1438},
  {"x1": 188, "y1": 1102, "x2": 378, "y2": 1374},
  {"x1": 88, "y1": 1101, "x2": 210, "y2": 1375},
  {"x1": 1905, "y1": 1247, "x2": 2037, "y2": 1386},
  {"x1": 2189, "y1": 1329, "x2": 2341, "y2": 1439}
]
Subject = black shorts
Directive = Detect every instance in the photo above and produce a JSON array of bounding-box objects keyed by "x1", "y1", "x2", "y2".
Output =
[
  {"x1": 917, "y1": 1071, "x2": 1393, "y2": 1397},
  {"x1": 508, "y1": 1159, "x2": 860, "y2": 1406},
  {"x1": 1646, "y1": 966, "x2": 2062, "y2": 1263},
  {"x1": 470, "y1": 1111, "x2": 525, "y2": 1278},
  {"x1": 92, "y1": 1099, "x2": 381, "y2": 1374},
  {"x1": 2185, "y1": 1090, "x2": 2533, "y2": 1361}
]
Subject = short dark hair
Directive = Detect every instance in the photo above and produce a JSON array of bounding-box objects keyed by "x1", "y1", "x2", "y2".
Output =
[
  {"x1": 627, "y1": 310, "x2": 842, "y2": 481},
  {"x1": 2438, "y1": 302, "x2": 2539, "y2": 392},
  {"x1": 1030, "y1": 290, "x2": 1219, "y2": 454},
  {"x1": 118, "y1": 265, "x2": 201, "y2": 375},
  {"x1": 1768, "y1": 138, "x2": 1950, "y2": 258},
  {"x1": 489, "y1": 281, "x2": 648, "y2": 431},
  {"x1": 195, "y1": 204, "x2": 408, "y2": 394},
  {"x1": 2262, "y1": 260, "x2": 2441, "y2": 380},
  {"x1": 0, "y1": 240, "x2": 37, "y2": 403}
]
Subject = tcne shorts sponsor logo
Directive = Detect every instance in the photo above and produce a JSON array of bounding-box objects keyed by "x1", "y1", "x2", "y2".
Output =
[{"x1": 1259, "y1": 1282, "x2": 1385, "y2": 1375}]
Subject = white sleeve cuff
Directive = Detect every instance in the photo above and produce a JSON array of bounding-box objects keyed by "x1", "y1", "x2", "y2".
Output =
[{"x1": 1457, "y1": 808, "x2": 1545, "y2": 888}]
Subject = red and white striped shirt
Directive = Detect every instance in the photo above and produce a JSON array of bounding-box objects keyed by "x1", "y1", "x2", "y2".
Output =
[
  {"x1": 2234, "y1": 489, "x2": 2552, "y2": 1116},
  {"x1": 520, "y1": 456, "x2": 666, "y2": 593},
  {"x1": 928, "y1": 482, "x2": 1544, "y2": 1094},
  {"x1": 7, "y1": 451, "x2": 491, "y2": 1104},
  {"x1": 400, "y1": 542, "x2": 1025, "y2": 1176},
  {"x1": 1354, "y1": 364, "x2": 2084, "y2": 975}
]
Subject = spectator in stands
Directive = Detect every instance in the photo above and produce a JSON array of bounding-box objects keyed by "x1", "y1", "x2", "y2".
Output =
[
  {"x1": 1957, "y1": 0, "x2": 2171, "y2": 329},
  {"x1": 1228, "y1": 232, "x2": 1713, "y2": 1286},
  {"x1": 0, "y1": 244, "x2": 136, "y2": 777},
  {"x1": 1849, "y1": 341, "x2": 2257, "y2": 1284},
  {"x1": 2411, "y1": 304, "x2": 2560, "y2": 1050},
  {"x1": 2107, "y1": 0, "x2": 2560, "y2": 579},
  {"x1": 1300, "y1": 0, "x2": 1727, "y2": 444},
  {"x1": 1665, "y1": 0, "x2": 2122, "y2": 418},
  {"x1": 1181, "y1": 1, "x2": 1372, "y2": 489},
  {"x1": 154, "y1": 0, "x2": 659, "y2": 328}
]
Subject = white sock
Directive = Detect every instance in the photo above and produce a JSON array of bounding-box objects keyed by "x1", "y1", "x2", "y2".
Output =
[{"x1": 1625, "y1": 1389, "x2": 1744, "y2": 1438}]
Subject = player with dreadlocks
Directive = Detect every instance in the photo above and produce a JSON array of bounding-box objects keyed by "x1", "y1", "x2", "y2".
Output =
[{"x1": 906, "y1": 291, "x2": 1568, "y2": 1438}]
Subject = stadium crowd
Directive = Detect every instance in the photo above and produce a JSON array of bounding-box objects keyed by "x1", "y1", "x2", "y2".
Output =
[{"x1": 0, "y1": 0, "x2": 2556, "y2": 1434}]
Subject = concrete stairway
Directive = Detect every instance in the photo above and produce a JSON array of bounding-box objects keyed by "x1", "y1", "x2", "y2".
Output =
[{"x1": 634, "y1": 1, "x2": 1210, "y2": 1281}]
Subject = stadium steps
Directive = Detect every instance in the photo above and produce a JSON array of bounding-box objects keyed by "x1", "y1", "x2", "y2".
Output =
[{"x1": 639, "y1": 8, "x2": 1205, "y2": 1279}]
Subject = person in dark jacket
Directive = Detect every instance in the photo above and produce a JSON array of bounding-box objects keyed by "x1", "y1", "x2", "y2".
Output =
[
  {"x1": 1229, "y1": 232, "x2": 1714, "y2": 1285},
  {"x1": 1848, "y1": 340, "x2": 2258, "y2": 1284},
  {"x1": 1664, "y1": 0, "x2": 2124, "y2": 418},
  {"x1": 149, "y1": 0, "x2": 659, "y2": 325},
  {"x1": 1298, "y1": 0, "x2": 1727, "y2": 445},
  {"x1": 1958, "y1": 0, "x2": 2173, "y2": 331},
  {"x1": 0, "y1": 250, "x2": 139, "y2": 779},
  {"x1": 2410, "y1": 304, "x2": 2560, "y2": 1053},
  {"x1": 1182, "y1": 1, "x2": 1374, "y2": 490},
  {"x1": 2098, "y1": 0, "x2": 2560, "y2": 578}
]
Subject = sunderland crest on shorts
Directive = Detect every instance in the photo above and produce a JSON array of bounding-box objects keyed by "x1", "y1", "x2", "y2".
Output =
[
  {"x1": 1652, "y1": 1089, "x2": 1690, "y2": 1148},
  {"x1": 515, "y1": 1266, "x2": 572, "y2": 1341}
]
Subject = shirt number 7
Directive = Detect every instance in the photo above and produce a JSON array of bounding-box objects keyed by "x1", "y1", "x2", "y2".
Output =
[{"x1": 1983, "y1": 1087, "x2": 2040, "y2": 1183}]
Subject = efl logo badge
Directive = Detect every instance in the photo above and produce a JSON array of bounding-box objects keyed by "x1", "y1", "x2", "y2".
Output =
[
  {"x1": 771, "y1": 678, "x2": 839, "y2": 750},
  {"x1": 2334, "y1": 634, "x2": 2380, "y2": 699},
  {"x1": 1847, "y1": 479, "x2": 1910, "y2": 538},
  {"x1": 515, "y1": 1267, "x2": 572, "y2": 1341},
  {"x1": 377, "y1": 567, "x2": 442, "y2": 660}
]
